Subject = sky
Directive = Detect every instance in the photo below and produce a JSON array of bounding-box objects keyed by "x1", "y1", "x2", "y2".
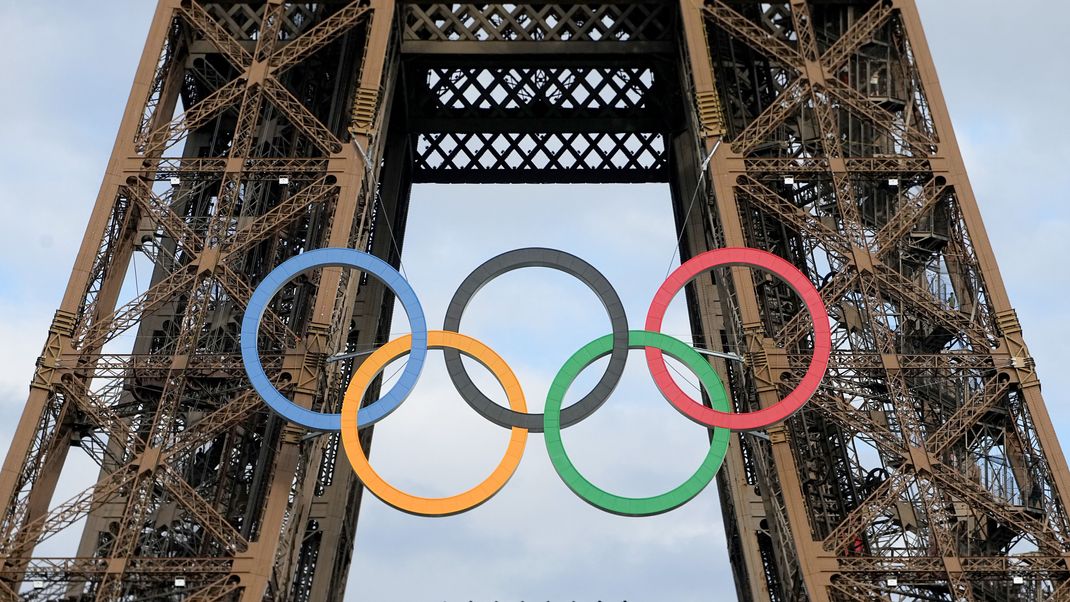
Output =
[{"x1": 0, "y1": 2, "x2": 1068, "y2": 601}]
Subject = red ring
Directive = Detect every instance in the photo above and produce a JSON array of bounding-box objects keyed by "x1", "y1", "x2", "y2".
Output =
[{"x1": 644, "y1": 248, "x2": 831, "y2": 431}]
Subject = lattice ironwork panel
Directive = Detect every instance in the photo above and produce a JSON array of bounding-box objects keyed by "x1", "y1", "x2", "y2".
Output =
[
  {"x1": 413, "y1": 131, "x2": 667, "y2": 183},
  {"x1": 205, "y1": 2, "x2": 325, "y2": 42},
  {"x1": 414, "y1": 66, "x2": 657, "y2": 118},
  {"x1": 403, "y1": 2, "x2": 674, "y2": 42}
]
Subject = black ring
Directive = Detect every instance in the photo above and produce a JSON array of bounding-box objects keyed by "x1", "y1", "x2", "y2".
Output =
[{"x1": 442, "y1": 248, "x2": 629, "y2": 432}]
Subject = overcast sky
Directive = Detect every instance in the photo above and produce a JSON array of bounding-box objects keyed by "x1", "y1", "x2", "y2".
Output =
[{"x1": 0, "y1": 2, "x2": 1068, "y2": 601}]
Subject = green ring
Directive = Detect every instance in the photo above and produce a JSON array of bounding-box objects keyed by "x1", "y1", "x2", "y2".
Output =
[{"x1": 543, "y1": 330, "x2": 732, "y2": 516}]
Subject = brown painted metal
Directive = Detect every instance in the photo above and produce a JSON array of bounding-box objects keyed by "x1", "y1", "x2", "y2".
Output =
[{"x1": 1, "y1": 1, "x2": 1068, "y2": 600}]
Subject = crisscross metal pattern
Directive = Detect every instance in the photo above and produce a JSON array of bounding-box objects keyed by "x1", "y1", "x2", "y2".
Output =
[
  {"x1": 404, "y1": 2, "x2": 673, "y2": 42},
  {"x1": 413, "y1": 131, "x2": 666, "y2": 183}
]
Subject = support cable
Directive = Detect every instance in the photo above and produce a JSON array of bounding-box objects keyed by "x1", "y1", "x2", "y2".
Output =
[
  {"x1": 354, "y1": 139, "x2": 408, "y2": 281},
  {"x1": 664, "y1": 139, "x2": 721, "y2": 279}
]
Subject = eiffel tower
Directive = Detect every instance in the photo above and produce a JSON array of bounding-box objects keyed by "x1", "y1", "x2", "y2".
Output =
[{"x1": 2, "y1": 1, "x2": 1069, "y2": 600}]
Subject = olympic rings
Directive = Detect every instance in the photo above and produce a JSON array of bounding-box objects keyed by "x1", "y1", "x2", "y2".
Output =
[
  {"x1": 442, "y1": 248, "x2": 629, "y2": 432},
  {"x1": 340, "y1": 331, "x2": 528, "y2": 517},
  {"x1": 644, "y1": 247, "x2": 831, "y2": 431},
  {"x1": 544, "y1": 331, "x2": 731, "y2": 516},
  {"x1": 243, "y1": 246, "x2": 830, "y2": 516},
  {"x1": 240, "y1": 248, "x2": 429, "y2": 432}
]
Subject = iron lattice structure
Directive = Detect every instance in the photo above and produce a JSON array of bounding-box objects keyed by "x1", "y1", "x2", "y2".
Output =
[{"x1": 1, "y1": 1, "x2": 1069, "y2": 600}]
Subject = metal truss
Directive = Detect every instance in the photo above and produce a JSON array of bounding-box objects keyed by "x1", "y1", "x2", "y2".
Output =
[
  {"x1": 0, "y1": 1, "x2": 1068, "y2": 601},
  {"x1": 0, "y1": 1, "x2": 395, "y2": 600},
  {"x1": 679, "y1": 0, "x2": 1070, "y2": 600},
  {"x1": 399, "y1": 3, "x2": 678, "y2": 184},
  {"x1": 403, "y1": 2, "x2": 674, "y2": 45}
]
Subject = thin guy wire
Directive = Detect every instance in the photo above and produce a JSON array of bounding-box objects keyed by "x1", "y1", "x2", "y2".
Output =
[
  {"x1": 665, "y1": 358, "x2": 702, "y2": 393},
  {"x1": 664, "y1": 140, "x2": 721, "y2": 279},
  {"x1": 373, "y1": 192, "x2": 408, "y2": 281},
  {"x1": 132, "y1": 254, "x2": 141, "y2": 297},
  {"x1": 354, "y1": 139, "x2": 408, "y2": 281}
]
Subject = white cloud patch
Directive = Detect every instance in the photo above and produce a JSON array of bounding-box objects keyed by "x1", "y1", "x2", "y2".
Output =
[
  {"x1": 917, "y1": 0, "x2": 1070, "y2": 426},
  {"x1": 346, "y1": 185, "x2": 729, "y2": 601}
]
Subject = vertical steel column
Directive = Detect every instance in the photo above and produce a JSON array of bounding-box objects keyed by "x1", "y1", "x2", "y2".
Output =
[
  {"x1": 679, "y1": 2, "x2": 832, "y2": 598},
  {"x1": 0, "y1": 0, "x2": 184, "y2": 586},
  {"x1": 679, "y1": 0, "x2": 1070, "y2": 598},
  {"x1": 894, "y1": 0, "x2": 1070, "y2": 509},
  {"x1": 238, "y1": 2, "x2": 398, "y2": 599}
]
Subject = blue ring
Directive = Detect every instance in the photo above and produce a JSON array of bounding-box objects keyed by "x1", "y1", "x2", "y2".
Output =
[{"x1": 240, "y1": 248, "x2": 428, "y2": 431}]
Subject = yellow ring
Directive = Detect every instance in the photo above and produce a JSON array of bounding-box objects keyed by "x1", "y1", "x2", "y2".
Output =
[{"x1": 340, "y1": 330, "x2": 529, "y2": 516}]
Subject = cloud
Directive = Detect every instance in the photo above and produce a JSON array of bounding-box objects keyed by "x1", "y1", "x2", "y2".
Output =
[
  {"x1": 345, "y1": 186, "x2": 730, "y2": 601},
  {"x1": 0, "y1": 0, "x2": 156, "y2": 397},
  {"x1": 916, "y1": 0, "x2": 1070, "y2": 426}
]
